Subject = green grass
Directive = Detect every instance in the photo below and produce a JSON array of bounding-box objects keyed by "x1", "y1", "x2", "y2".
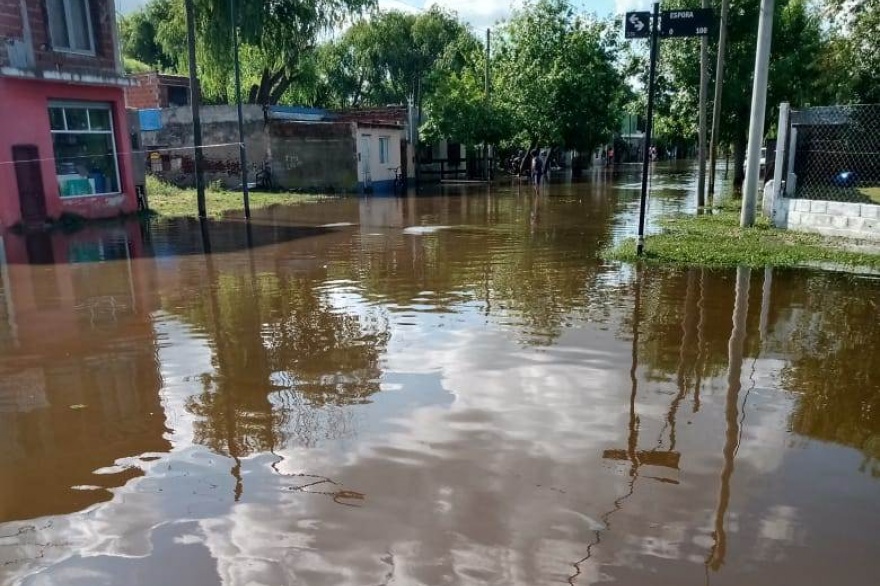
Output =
[
  {"x1": 146, "y1": 176, "x2": 329, "y2": 219},
  {"x1": 860, "y1": 187, "x2": 880, "y2": 205},
  {"x1": 603, "y1": 207, "x2": 880, "y2": 270}
]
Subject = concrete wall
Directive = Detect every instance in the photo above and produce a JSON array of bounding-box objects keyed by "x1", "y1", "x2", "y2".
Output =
[
  {"x1": 270, "y1": 121, "x2": 357, "y2": 192},
  {"x1": 772, "y1": 197, "x2": 880, "y2": 241},
  {"x1": 140, "y1": 105, "x2": 359, "y2": 193}
]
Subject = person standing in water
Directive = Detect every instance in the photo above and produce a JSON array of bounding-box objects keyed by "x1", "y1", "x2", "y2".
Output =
[{"x1": 531, "y1": 149, "x2": 544, "y2": 191}]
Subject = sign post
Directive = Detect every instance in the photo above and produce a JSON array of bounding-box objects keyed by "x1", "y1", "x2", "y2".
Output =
[
  {"x1": 626, "y1": 4, "x2": 714, "y2": 256},
  {"x1": 636, "y1": 3, "x2": 660, "y2": 256}
]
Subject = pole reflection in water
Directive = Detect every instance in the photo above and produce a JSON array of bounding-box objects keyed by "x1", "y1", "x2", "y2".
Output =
[
  {"x1": 573, "y1": 265, "x2": 687, "y2": 583},
  {"x1": 706, "y1": 266, "x2": 751, "y2": 573}
]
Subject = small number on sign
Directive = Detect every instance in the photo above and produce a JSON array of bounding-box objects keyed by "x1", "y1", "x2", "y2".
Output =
[{"x1": 696, "y1": 27, "x2": 708, "y2": 34}]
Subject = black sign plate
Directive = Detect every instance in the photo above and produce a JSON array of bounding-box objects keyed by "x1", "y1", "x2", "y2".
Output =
[
  {"x1": 661, "y1": 8, "x2": 713, "y2": 38},
  {"x1": 624, "y1": 11, "x2": 651, "y2": 39}
]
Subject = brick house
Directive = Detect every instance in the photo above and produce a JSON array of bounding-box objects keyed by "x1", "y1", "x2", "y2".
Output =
[
  {"x1": 0, "y1": 0, "x2": 136, "y2": 229},
  {"x1": 125, "y1": 72, "x2": 190, "y2": 110}
]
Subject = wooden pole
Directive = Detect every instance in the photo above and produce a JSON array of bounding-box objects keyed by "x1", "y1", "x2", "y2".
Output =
[
  {"x1": 708, "y1": 0, "x2": 730, "y2": 199},
  {"x1": 697, "y1": 0, "x2": 710, "y2": 207},
  {"x1": 184, "y1": 0, "x2": 206, "y2": 218}
]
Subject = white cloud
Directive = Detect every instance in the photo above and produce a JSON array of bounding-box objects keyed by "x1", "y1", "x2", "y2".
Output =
[
  {"x1": 115, "y1": 0, "x2": 146, "y2": 14},
  {"x1": 378, "y1": 0, "x2": 424, "y2": 14},
  {"x1": 614, "y1": 0, "x2": 651, "y2": 16},
  {"x1": 427, "y1": 0, "x2": 523, "y2": 28}
]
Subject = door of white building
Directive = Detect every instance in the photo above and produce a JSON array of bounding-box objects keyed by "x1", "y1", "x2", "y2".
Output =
[{"x1": 360, "y1": 135, "x2": 372, "y2": 190}]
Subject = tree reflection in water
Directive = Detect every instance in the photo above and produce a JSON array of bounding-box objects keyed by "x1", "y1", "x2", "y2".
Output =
[{"x1": 166, "y1": 236, "x2": 390, "y2": 461}]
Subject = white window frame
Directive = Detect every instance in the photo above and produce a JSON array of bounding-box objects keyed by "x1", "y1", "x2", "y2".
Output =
[
  {"x1": 49, "y1": 101, "x2": 121, "y2": 198},
  {"x1": 379, "y1": 136, "x2": 390, "y2": 165},
  {"x1": 47, "y1": 0, "x2": 96, "y2": 56}
]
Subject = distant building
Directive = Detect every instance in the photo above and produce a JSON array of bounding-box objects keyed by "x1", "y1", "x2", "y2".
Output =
[
  {"x1": 136, "y1": 105, "x2": 413, "y2": 194},
  {"x1": 125, "y1": 72, "x2": 190, "y2": 110},
  {"x1": 0, "y1": 0, "x2": 138, "y2": 229}
]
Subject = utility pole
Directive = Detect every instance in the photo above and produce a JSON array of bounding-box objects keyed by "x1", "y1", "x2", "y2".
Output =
[
  {"x1": 485, "y1": 28, "x2": 491, "y2": 182},
  {"x1": 414, "y1": 75, "x2": 422, "y2": 191},
  {"x1": 741, "y1": 0, "x2": 775, "y2": 227},
  {"x1": 637, "y1": 3, "x2": 660, "y2": 256},
  {"x1": 230, "y1": 0, "x2": 250, "y2": 219},
  {"x1": 184, "y1": 0, "x2": 206, "y2": 218},
  {"x1": 708, "y1": 0, "x2": 730, "y2": 198},
  {"x1": 696, "y1": 0, "x2": 710, "y2": 208}
]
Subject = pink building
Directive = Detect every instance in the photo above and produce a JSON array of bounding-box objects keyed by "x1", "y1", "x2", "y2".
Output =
[{"x1": 0, "y1": 0, "x2": 137, "y2": 229}]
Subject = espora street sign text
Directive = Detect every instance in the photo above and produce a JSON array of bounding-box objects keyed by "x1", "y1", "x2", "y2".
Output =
[
  {"x1": 623, "y1": 8, "x2": 713, "y2": 39},
  {"x1": 660, "y1": 9, "x2": 712, "y2": 38}
]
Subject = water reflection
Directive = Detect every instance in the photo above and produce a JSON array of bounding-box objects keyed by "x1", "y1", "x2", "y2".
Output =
[
  {"x1": 0, "y1": 178, "x2": 878, "y2": 585},
  {"x1": 0, "y1": 224, "x2": 168, "y2": 523}
]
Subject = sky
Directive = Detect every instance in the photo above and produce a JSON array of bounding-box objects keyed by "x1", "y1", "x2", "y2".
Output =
[{"x1": 115, "y1": 0, "x2": 652, "y2": 29}]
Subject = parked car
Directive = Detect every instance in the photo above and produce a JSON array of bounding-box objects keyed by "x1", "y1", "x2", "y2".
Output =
[{"x1": 743, "y1": 147, "x2": 767, "y2": 174}]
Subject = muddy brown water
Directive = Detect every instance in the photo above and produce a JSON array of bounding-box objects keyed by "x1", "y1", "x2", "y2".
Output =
[{"x1": 1, "y1": 166, "x2": 878, "y2": 585}]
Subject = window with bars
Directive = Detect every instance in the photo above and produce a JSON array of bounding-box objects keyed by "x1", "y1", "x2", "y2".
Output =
[{"x1": 47, "y1": 0, "x2": 95, "y2": 54}]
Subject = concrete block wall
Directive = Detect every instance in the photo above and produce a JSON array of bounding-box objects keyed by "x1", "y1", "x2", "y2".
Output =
[
  {"x1": 773, "y1": 197, "x2": 880, "y2": 241},
  {"x1": 270, "y1": 122, "x2": 357, "y2": 192},
  {"x1": 140, "y1": 105, "x2": 358, "y2": 193}
]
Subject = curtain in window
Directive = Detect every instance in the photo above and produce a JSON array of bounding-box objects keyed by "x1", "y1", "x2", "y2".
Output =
[
  {"x1": 46, "y1": 0, "x2": 93, "y2": 52},
  {"x1": 47, "y1": 0, "x2": 70, "y2": 49},
  {"x1": 69, "y1": 0, "x2": 92, "y2": 52}
]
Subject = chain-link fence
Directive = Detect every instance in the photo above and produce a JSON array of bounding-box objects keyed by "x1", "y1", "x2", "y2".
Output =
[{"x1": 786, "y1": 104, "x2": 880, "y2": 203}]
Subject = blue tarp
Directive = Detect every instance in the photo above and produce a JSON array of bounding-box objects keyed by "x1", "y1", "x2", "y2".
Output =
[{"x1": 138, "y1": 109, "x2": 162, "y2": 131}]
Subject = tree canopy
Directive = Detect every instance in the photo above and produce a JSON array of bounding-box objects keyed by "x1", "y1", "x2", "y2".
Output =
[
  {"x1": 314, "y1": 7, "x2": 477, "y2": 109},
  {"x1": 422, "y1": 0, "x2": 627, "y2": 153},
  {"x1": 637, "y1": 0, "x2": 878, "y2": 182}
]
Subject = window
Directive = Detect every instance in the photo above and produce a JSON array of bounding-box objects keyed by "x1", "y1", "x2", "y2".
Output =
[
  {"x1": 47, "y1": 0, "x2": 95, "y2": 54},
  {"x1": 379, "y1": 136, "x2": 390, "y2": 165},
  {"x1": 49, "y1": 103, "x2": 120, "y2": 197},
  {"x1": 166, "y1": 86, "x2": 189, "y2": 107}
]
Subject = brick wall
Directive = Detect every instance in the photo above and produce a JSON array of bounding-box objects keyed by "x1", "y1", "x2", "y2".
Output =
[
  {"x1": 125, "y1": 73, "x2": 189, "y2": 109},
  {"x1": 0, "y1": 0, "x2": 24, "y2": 67},
  {"x1": 125, "y1": 73, "x2": 160, "y2": 109},
  {"x1": 1, "y1": 0, "x2": 119, "y2": 76}
]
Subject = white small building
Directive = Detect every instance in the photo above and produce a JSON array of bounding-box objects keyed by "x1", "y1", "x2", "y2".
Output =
[{"x1": 355, "y1": 123, "x2": 408, "y2": 193}]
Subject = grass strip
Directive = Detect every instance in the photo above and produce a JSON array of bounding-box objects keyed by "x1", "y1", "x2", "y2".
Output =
[
  {"x1": 146, "y1": 176, "x2": 329, "y2": 219},
  {"x1": 603, "y1": 206, "x2": 880, "y2": 270}
]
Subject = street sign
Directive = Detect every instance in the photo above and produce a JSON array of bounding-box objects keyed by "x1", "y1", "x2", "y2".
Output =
[
  {"x1": 660, "y1": 8, "x2": 713, "y2": 38},
  {"x1": 624, "y1": 11, "x2": 651, "y2": 39}
]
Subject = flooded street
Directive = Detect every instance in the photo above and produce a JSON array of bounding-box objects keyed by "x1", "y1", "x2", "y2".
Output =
[{"x1": 1, "y1": 166, "x2": 878, "y2": 585}]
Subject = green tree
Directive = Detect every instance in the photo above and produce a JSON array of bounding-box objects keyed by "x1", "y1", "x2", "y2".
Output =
[
  {"x1": 120, "y1": 0, "x2": 374, "y2": 104},
  {"x1": 655, "y1": 0, "x2": 831, "y2": 185},
  {"x1": 491, "y1": 0, "x2": 626, "y2": 152},
  {"x1": 419, "y1": 42, "x2": 513, "y2": 148},
  {"x1": 313, "y1": 8, "x2": 476, "y2": 109},
  {"x1": 118, "y1": 0, "x2": 184, "y2": 72},
  {"x1": 820, "y1": 0, "x2": 880, "y2": 104},
  {"x1": 192, "y1": 0, "x2": 374, "y2": 105}
]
